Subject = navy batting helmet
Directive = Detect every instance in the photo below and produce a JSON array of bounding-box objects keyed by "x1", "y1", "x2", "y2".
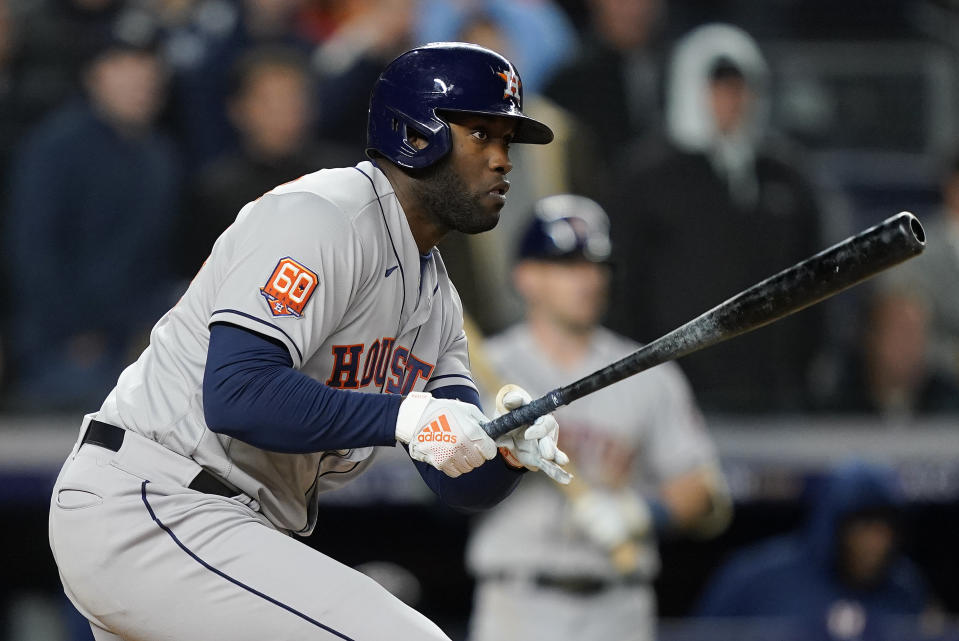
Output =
[
  {"x1": 366, "y1": 42, "x2": 554, "y2": 169},
  {"x1": 518, "y1": 194, "x2": 612, "y2": 263}
]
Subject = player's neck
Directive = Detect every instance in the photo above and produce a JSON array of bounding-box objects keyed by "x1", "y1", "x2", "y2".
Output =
[
  {"x1": 527, "y1": 314, "x2": 594, "y2": 370},
  {"x1": 380, "y1": 161, "x2": 446, "y2": 253}
]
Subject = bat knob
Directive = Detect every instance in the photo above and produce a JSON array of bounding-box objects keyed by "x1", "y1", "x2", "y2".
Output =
[{"x1": 897, "y1": 211, "x2": 925, "y2": 246}]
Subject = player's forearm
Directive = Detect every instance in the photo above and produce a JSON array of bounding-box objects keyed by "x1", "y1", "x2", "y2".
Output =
[
  {"x1": 660, "y1": 467, "x2": 729, "y2": 532},
  {"x1": 203, "y1": 323, "x2": 401, "y2": 453},
  {"x1": 413, "y1": 458, "x2": 524, "y2": 513}
]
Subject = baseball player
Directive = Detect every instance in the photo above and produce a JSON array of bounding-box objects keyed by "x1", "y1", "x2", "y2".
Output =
[
  {"x1": 48, "y1": 42, "x2": 570, "y2": 641},
  {"x1": 466, "y1": 195, "x2": 731, "y2": 641}
]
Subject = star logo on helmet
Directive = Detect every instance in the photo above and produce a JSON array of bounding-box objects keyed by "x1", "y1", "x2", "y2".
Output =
[{"x1": 496, "y1": 68, "x2": 521, "y2": 106}]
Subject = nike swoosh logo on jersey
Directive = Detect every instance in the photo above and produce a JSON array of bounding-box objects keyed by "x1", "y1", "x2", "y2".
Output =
[{"x1": 385, "y1": 265, "x2": 398, "y2": 277}]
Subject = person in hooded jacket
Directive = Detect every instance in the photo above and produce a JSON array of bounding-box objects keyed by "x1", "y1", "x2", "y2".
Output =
[
  {"x1": 605, "y1": 23, "x2": 828, "y2": 413},
  {"x1": 693, "y1": 460, "x2": 931, "y2": 641}
]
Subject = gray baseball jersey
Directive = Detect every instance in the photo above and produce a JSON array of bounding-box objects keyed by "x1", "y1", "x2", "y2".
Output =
[
  {"x1": 49, "y1": 161, "x2": 476, "y2": 641},
  {"x1": 95, "y1": 160, "x2": 474, "y2": 534},
  {"x1": 467, "y1": 323, "x2": 718, "y2": 640}
]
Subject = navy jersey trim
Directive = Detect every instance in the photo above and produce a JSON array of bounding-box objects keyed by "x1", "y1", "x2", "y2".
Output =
[
  {"x1": 354, "y1": 167, "x2": 406, "y2": 315},
  {"x1": 317, "y1": 460, "x2": 362, "y2": 479},
  {"x1": 429, "y1": 373, "x2": 475, "y2": 385},
  {"x1": 210, "y1": 309, "x2": 303, "y2": 363},
  {"x1": 408, "y1": 326, "x2": 423, "y2": 363},
  {"x1": 139, "y1": 481, "x2": 355, "y2": 641}
]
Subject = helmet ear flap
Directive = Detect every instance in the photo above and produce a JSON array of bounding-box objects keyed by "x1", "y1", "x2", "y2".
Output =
[
  {"x1": 399, "y1": 122, "x2": 430, "y2": 156},
  {"x1": 385, "y1": 105, "x2": 451, "y2": 169}
]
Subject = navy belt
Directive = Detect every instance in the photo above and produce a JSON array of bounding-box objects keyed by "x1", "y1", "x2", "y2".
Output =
[
  {"x1": 81, "y1": 420, "x2": 237, "y2": 498},
  {"x1": 533, "y1": 574, "x2": 647, "y2": 596},
  {"x1": 487, "y1": 572, "x2": 648, "y2": 596}
]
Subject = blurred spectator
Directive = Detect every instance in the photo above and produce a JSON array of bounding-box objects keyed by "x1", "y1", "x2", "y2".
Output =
[
  {"x1": 0, "y1": 0, "x2": 15, "y2": 393},
  {"x1": 4, "y1": 0, "x2": 123, "y2": 130},
  {"x1": 694, "y1": 460, "x2": 934, "y2": 641},
  {"x1": 415, "y1": 0, "x2": 578, "y2": 95},
  {"x1": 813, "y1": 285, "x2": 959, "y2": 419},
  {"x1": 310, "y1": 0, "x2": 417, "y2": 148},
  {"x1": 3, "y1": 30, "x2": 180, "y2": 412},
  {"x1": 466, "y1": 195, "x2": 730, "y2": 641},
  {"x1": 178, "y1": 45, "x2": 355, "y2": 279},
  {"x1": 166, "y1": 0, "x2": 313, "y2": 169},
  {"x1": 888, "y1": 151, "x2": 959, "y2": 382},
  {"x1": 542, "y1": 0, "x2": 666, "y2": 173},
  {"x1": 293, "y1": 0, "x2": 351, "y2": 44},
  {"x1": 0, "y1": 0, "x2": 21, "y2": 177},
  {"x1": 606, "y1": 23, "x2": 827, "y2": 414}
]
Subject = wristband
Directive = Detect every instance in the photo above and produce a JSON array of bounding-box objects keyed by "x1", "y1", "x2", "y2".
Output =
[{"x1": 395, "y1": 391, "x2": 432, "y2": 444}]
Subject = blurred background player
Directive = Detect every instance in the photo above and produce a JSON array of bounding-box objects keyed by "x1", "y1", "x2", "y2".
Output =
[{"x1": 465, "y1": 194, "x2": 731, "y2": 641}]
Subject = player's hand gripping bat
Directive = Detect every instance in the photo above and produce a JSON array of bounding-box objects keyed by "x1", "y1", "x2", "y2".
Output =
[{"x1": 481, "y1": 211, "x2": 926, "y2": 440}]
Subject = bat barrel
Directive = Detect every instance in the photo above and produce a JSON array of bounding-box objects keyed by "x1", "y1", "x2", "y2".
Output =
[{"x1": 481, "y1": 212, "x2": 925, "y2": 439}]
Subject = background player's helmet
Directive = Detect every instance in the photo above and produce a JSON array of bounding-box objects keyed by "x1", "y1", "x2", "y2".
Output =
[
  {"x1": 518, "y1": 194, "x2": 612, "y2": 263},
  {"x1": 366, "y1": 42, "x2": 553, "y2": 169}
]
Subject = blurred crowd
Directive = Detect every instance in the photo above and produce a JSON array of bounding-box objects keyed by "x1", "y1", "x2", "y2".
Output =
[
  {"x1": 2, "y1": 0, "x2": 959, "y2": 638},
  {"x1": 1, "y1": 0, "x2": 958, "y2": 421}
]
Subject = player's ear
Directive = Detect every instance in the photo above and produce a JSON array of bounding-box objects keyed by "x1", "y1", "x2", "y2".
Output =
[{"x1": 407, "y1": 130, "x2": 429, "y2": 151}]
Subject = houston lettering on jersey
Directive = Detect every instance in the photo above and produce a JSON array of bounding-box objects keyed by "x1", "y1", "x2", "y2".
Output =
[
  {"x1": 326, "y1": 338, "x2": 434, "y2": 395},
  {"x1": 561, "y1": 421, "x2": 638, "y2": 487}
]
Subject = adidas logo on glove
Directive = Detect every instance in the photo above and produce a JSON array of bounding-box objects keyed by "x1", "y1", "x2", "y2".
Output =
[{"x1": 417, "y1": 415, "x2": 458, "y2": 443}]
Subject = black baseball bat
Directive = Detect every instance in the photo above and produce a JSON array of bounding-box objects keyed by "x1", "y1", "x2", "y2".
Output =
[{"x1": 481, "y1": 211, "x2": 926, "y2": 439}]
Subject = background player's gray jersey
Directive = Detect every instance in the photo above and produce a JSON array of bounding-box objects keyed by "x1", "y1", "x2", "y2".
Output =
[
  {"x1": 95, "y1": 162, "x2": 475, "y2": 535},
  {"x1": 467, "y1": 323, "x2": 718, "y2": 580}
]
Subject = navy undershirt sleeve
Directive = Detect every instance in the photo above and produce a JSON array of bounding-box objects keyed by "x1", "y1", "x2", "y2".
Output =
[
  {"x1": 203, "y1": 323, "x2": 401, "y2": 452},
  {"x1": 431, "y1": 383, "x2": 482, "y2": 409},
  {"x1": 410, "y1": 384, "x2": 525, "y2": 512},
  {"x1": 204, "y1": 323, "x2": 523, "y2": 509}
]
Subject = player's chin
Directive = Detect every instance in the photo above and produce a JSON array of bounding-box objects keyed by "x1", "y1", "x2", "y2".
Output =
[
  {"x1": 461, "y1": 218, "x2": 499, "y2": 235},
  {"x1": 463, "y1": 204, "x2": 502, "y2": 234},
  {"x1": 478, "y1": 210, "x2": 501, "y2": 233}
]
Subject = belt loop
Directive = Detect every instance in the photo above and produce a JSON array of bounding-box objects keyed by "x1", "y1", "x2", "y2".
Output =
[{"x1": 71, "y1": 414, "x2": 98, "y2": 459}]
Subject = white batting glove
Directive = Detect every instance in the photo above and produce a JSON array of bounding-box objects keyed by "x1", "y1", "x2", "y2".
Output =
[
  {"x1": 569, "y1": 488, "x2": 652, "y2": 551},
  {"x1": 494, "y1": 384, "x2": 572, "y2": 484},
  {"x1": 396, "y1": 391, "x2": 497, "y2": 478}
]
